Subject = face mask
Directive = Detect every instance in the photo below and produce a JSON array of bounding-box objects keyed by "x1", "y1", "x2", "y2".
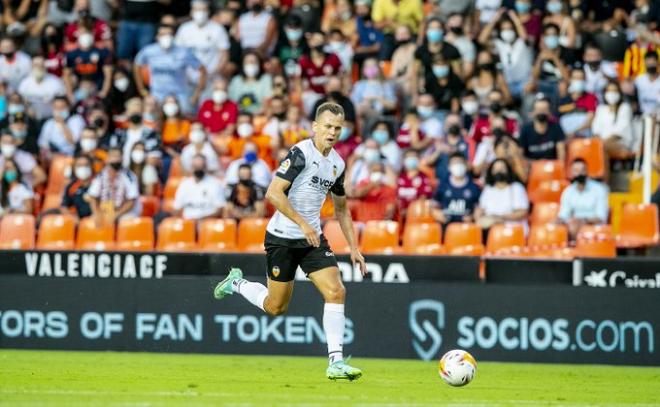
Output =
[
  {"x1": 163, "y1": 102, "x2": 179, "y2": 117},
  {"x1": 515, "y1": 1, "x2": 531, "y2": 13},
  {"x1": 32, "y1": 68, "x2": 45, "y2": 81},
  {"x1": 244, "y1": 63, "x2": 260, "y2": 78},
  {"x1": 449, "y1": 162, "x2": 467, "y2": 178},
  {"x1": 586, "y1": 61, "x2": 601, "y2": 70},
  {"x1": 432, "y1": 65, "x2": 450, "y2": 78},
  {"x1": 190, "y1": 129, "x2": 205, "y2": 144},
  {"x1": 80, "y1": 138, "x2": 97, "y2": 152},
  {"x1": 372, "y1": 129, "x2": 389, "y2": 145},
  {"x1": 573, "y1": 174, "x2": 587, "y2": 184},
  {"x1": 251, "y1": 3, "x2": 263, "y2": 13},
  {"x1": 447, "y1": 124, "x2": 461, "y2": 136},
  {"x1": 363, "y1": 65, "x2": 379, "y2": 79},
  {"x1": 78, "y1": 33, "x2": 94, "y2": 49},
  {"x1": 141, "y1": 164, "x2": 159, "y2": 184},
  {"x1": 493, "y1": 172, "x2": 508, "y2": 184},
  {"x1": 546, "y1": 1, "x2": 562, "y2": 14},
  {"x1": 449, "y1": 26, "x2": 463, "y2": 35},
  {"x1": 4, "y1": 170, "x2": 17, "y2": 183},
  {"x1": 544, "y1": 35, "x2": 559, "y2": 50},
  {"x1": 339, "y1": 126, "x2": 351, "y2": 141},
  {"x1": 192, "y1": 10, "x2": 209, "y2": 25},
  {"x1": 193, "y1": 169, "x2": 205, "y2": 179},
  {"x1": 329, "y1": 41, "x2": 344, "y2": 53},
  {"x1": 404, "y1": 156, "x2": 419, "y2": 171},
  {"x1": 363, "y1": 148, "x2": 380, "y2": 163},
  {"x1": 568, "y1": 79, "x2": 586, "y2": 94},
  {"x1": 114, "y1": 77, "x2": 129, "y2": 92},
  {"x1": 500, "y1": 29, "x2": 516, "y2": 43},
  {"x1": 417, "y1": 106, "x2": 434, "y2": 119},
  {"x1": 492, "y1": 128, "x2": 506, "y2": 138},
  {"x1": 158, "y1": 35, "x2": 173, "y2": 50},
  {"x1": 462, "y1": 100, "x2": 479, "y2": 115},
  {"x1": 490, "y1": 101, "x2": 503, "y2": 114},
  {"x1": 129, "y1": 114, "x2": 142, "y2": 124},
  {"x1": 2, "y1": 51, "x2": 16, "y2": 59},
  {"x1": 93, "y1": 117, "x2": 105, "y2": 129},
  {"x1": 647, "y1": 65, "x2": 658, "y2": 75},
  {"x1": 7, "y1": 104, "x2": 24, "y2": 115},
  {"x1": 109, "y1": 161, "x2": 122, "y2": 171},
  {"x1": 57, "y1": 110, "x2": 69, "y2": 120},
  {"x1": 237, "y1": 123, "x2": 253, "y2": 138},
  {"x1": 370, "y1": 171, "x2": 383, "y2": 183},
  {"x1": 11, "y1": 128, "x2": 26, "y2": 139},
  {"x1": 426, "y1": 28, "x2": 444, "y2": 43},
  {"x1": 74, "y1": 166, "x2": 91, "y2": 180},
  {"x1": 285, "y1": 28, "x2": 303, "y2": 42},
  {"x1": 312, "y1": 45, "x2": 325, "y2": 54},
  {"x1": 212, "y1": 90, "x2": 227, "y2": 104},
  {"x1": 244, "y1": 151, "x2": 257, "y2": 163},
  {"x1": 131, "y1": 149, "x2": 145, "y2": 164},
  {"x1": 75, "y1": 88, "x2": 90, "y2": 102},
  {"x1": 535, "y1": 113, "x2": 549, "y2": 123},
  {"x1": 1, "y1": 144, "x2": 16, "y2": 157},
  {"x1": 605, "y1": 91, "x2": 621, "y2": 105}
]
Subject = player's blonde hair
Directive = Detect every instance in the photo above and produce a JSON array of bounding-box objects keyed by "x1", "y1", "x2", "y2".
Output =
[{"x1": 315, "y1": 102, "x2": 345, "y2": 121}]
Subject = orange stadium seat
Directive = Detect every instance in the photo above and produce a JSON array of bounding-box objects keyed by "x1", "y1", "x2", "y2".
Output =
[
  {"x1": 402, "y1": 222, "x2": 445, "y2": 255},
  {"x1": 237, "y1": 218, "x2": 268, "y2": 252},
  {"x1": 567, "y1": 138, "x2": 605, "y2": 179},
  {"x1": 528, "y1": 223, "x2": 568, "y2": 249},
  {"x1": 529, "y1": 180, "x2": 569, "y2": 204},
  {"x1": 444, "y1": 223, "x2": 484, "y2": 255},
  {"x1": 198, "y1": 218, "x2": 237, "y2": 252},
  {"x1": 162, "y1": 176, "x2": 182, "y2": 213},
  {"x1": 323, "y1": 220, "x2": 359, "y2": 254},
  {"x1": 0, "y1": 214, "x2": 35, "y2": 249},
  {"x1": 616, "y1": 203, "x2": 660, "y2": 248},
  {"x1": 527, "y1": 160, "x2": 566, "y2": 193},
  {"x1": 116, "y1": 217, "x2": 154, "y2": 251},
  {"x1": 360, "y1": 220, "x2": 400, "y2": 254},
  {"x1": 140, "y1": 195, "x2": 161, "y2": 217},
  {"x1": 45, "y1": 155, "x2": 73, "y2": 195},
  {"x1": 577, "y1": 224, "x2": 613, "y2": 241},
  {"x1": 76, "y1": 217, "x2": 115, "y2": 251},
  {"x1": 168, "y1": 157, "x2": 183, "y2": 178},
  {"x1": 486, "y1": 223, "x2": 526, "y2": 255},
  {"x1": 37, "y1": 214, "x2": 76, "y2": 250},
  {"x1": 406, "y1": 199, "x2": 435, "y2": 223},
  {"x1": 575, "y1": 238, "x2": 617, "y2": 258},
  {"x1": 41, "y1": 193, "x2": 63, "y2": 212},
  {"x1": 157, "y1": 217, "x2": 197, "y2": 252},
  {"x1": 530, "y1": 202, "x2": 560, "y2": 226}
]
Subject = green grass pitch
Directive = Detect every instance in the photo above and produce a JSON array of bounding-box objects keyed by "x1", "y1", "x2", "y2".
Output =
[{"x1": 1, "y1": 350, "x2": 659, "y2": 406}]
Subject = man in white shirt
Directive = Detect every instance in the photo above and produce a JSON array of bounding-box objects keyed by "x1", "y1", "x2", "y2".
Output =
[
  {"x1": 180, "y1": 123, "x2": 221, "y2": 175},
  {"x1": 173, "y1": 154, "x2": 226, "y2": 220},
  {"x1": 583, "y1": 44, "x2": 618, "y2": 99},
  {"x1": 38, "y1": 96, "x2": 86, "y2": 159},
  {"x1": 175, "y1": 0, "x2": 230, "y2": 85},
  {"x1": 0, "y1": 37, "x2": 31, "y2": 92},
  {"x1": 634, "y1": 52, "x2": 660, "y2": 115},
  {"x1": 224, "y1": 141, "x2": 272, "y2": 188},
  {"x1": 17, "y1": 56, "x2": 66, "y2": 121}
]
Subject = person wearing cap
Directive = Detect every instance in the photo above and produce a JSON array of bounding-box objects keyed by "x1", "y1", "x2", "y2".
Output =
[
  {"x1": 0, "y1": 130, "x2": 46, "y2": 189},
  {"x1": 17, "y1": 55, "x2": 66, "y2": 121},
  {"x1": 224, "y1": 141, "x2": 272, "y2": 189}
]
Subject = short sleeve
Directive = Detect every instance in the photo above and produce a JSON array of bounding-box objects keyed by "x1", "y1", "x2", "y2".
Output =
[
  {"x1": 124, "y1": 173, "x2": 140, "y2": 200},
  {"x1": 330, "y1": 170, "x2": 346, "y2": 196},
  {"x1": 87, "y1": 176, "x2": 100, "y2": 198},
  {"x1": 511, "y1": 183, "x2": 529, "y2": 211},
  {"x1": 184, "y1": 49, "x2": 202, "y2": 69},
  {"x1": 275, "y1": 146, "x2": 306, "y2": 182},
  {"x1": 134, "y1": 48, "x2": 148, "y2": 66}
]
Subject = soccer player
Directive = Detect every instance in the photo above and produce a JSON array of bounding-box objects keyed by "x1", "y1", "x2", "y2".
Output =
[{"x1": 213, "y1": 102, "x2": 367, "y2": 381}]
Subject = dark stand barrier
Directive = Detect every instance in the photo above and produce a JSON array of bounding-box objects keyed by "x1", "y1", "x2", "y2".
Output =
[
  {"x1": 1, "y1": 275, "x2": 658, "y2": 366},
  {"x1": 486, "y1": 259, "x2": 573, "y2": 285}
]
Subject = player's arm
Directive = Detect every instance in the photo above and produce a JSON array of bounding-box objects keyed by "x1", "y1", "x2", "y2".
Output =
[{"x1": 331, "y1": 172, "x2": 367, "y2": 276}]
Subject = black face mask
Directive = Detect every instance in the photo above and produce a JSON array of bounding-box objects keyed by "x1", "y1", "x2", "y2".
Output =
[
  {"x1": 193, "y1": 169, "x2": 205, "y2": 179},
  {"x1": 587, "y1": 61, "x2": 601, "y2": 70},
  {"x1": 93, "y1": 117, "x2": 105, "y2": 128},
  {"x1": 447, "y1": 124, "x2": 461, "y2": 136},
  {"x1": 478, "y1": 62, "x2": 495, "y2": 72},
  {"x1": 493, "y1": 172, "x2": 509, "y2": 183},
  {"x1": 129, "y1": 114, "x2": 142, "y2": 124},
  {"x1": 490, "y1": 102, "x2": 503, "y2": 114},
  {"x1": 312, "y1": 45, "x2": 324, "y2": 54},
  {"x1": 535, "y1": 113, "x2": 549, "y2": 124},
  {"x1": 492, "y1": 127, "x2": 506, "y2": 138},
  {"x1": 251, "y1": 3, "x2": 263, "y2": 13},
  {"x1": 647, "y1": 65, "x2": 658, "y2": 75},
  {"x1": 449, "y1": 26, "x2": 463, "y2": 35},
  {"x1": 273, "y1": 111, "x2": 286, "y2": 120},
  {"x1": 109, "y1": 162, "x2": 122, "y2": 171},
  {"x1": 573, "y1": 174, "x2": 587, "y2": 184},
  {"x1": 396, "y1": 39, "x2": 411, "y2": 47},
  {"x1": 239, "y1": 179, "x2": 254, "y2": 188},
  {"x1": 2, "y1": 51, "x2": 15, "y2": 59}
]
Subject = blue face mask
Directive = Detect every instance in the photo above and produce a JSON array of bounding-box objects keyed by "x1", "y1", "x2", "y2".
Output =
[
  {"x1": 417, "y1": 106, "x2": 434, "y2": 119},
  {"x1": 544, "y1": 35, "x2": 559, "y2": 50},
  {"x1": 515, "y1": 1, "x2": 531, "y2": 13},
  {"x1": 4, "y1": 170, "x2": 17, "y2": 183},
  {"x1": 432, "y1": 65, "x2": 450, "y2": 78},
  {"x1": 244, "y1": 151, "x2": 257, "y2": 163},
  {"x1": 404, "y1": 156, "x2": 419, "y2": 171},
  {"x1": 75, "y1": 88, "x2": 90, "y2": 102},
  {"x1": 426, "y1": 28, "x2": 444, "y2": 43},
  {"x1": 7, "y1": 104, "x2": 24, "y2": 115},
  {"x1": 339, "y1": 127, "x2": 351, "y2": 141},
  {"x1": 0, "y1": 96, "x2": 6, "y2": 120},
  {"x1": 546, "y1": 1, "x2": 562, "y2": 14},
  {"x1": 372, "y1": 129, "x2": 389, "y2": 145},
  {"x1": 285, "y1": 28, "x2": 303, "y2": 42}
]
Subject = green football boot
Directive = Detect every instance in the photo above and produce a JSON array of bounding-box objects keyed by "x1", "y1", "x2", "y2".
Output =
[
  {"x1": 326, "y1": 359, "x2": 362, "y2": 381},
  {"x1": 213, "y1": 267, "x2": 243, "y2": 300}
]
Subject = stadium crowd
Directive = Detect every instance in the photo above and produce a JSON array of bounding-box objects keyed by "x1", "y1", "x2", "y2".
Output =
[{"x1": 0, "y1": 0, "x2": 658, "y2": 248}]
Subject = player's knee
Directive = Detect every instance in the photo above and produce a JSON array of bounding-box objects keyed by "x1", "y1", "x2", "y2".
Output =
[
  {"x1": 266, "y1": 301, "x2": 289, "y2": 316},
  {"x1": 325, "y1": 284, "x2": 346, "y2": 303}
]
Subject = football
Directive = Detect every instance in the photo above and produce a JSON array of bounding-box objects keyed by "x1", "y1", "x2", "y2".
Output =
[{"x1": 439, "y1": 350, "x2": 477, "y2": 387}]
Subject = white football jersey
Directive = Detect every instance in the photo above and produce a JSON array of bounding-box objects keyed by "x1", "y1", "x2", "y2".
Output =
[{"x1": 267, "y1": 139, "x2": 346, "y2": 240}]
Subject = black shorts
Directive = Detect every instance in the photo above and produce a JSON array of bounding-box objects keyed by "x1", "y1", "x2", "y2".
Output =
[{"x1": 264, "y1": 231, "x2": 338, "y2": 282}]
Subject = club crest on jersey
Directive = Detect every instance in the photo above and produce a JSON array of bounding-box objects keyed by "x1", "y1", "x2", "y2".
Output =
[
  {"x1": 332, "y1": 165, "x2": 337, "y2": 177},
  {"x1": 277, "y1": 159, "x2": 291, "y2": 174},
  {"x1": 272, "y1": 266, "x2": 280, "y2": 277}
]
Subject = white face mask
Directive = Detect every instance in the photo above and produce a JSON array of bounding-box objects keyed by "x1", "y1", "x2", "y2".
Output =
[
  {"x1": 78, "y1": 33, "x2": 94, "y2": 49},
  {"x1": 604, "y1": 91, "x2": 621, "y2": 105},
  {"x1": 190, "y1": 129, "x2": 206, "y2": 144},
  {"x1": 74, "y1": 166, "x2": 92, "y2": 180},
  {"x1": 163, "y1": 102, "x2": 179, "y2": 117},
  {"x1": 0, "y1": 144, "x2": 16, "y2": 158},
  {"x1": 449, "y1": 162, "x2": 467, "y2": 178},
  {"x1": 114, "y1": 77, "x2": 129, "y2": 92},
  {"x1": 461, "y1": 100, "x2": 479, "y2": 115},
  {"x1": 500, "y1": 29, "x2": 516, "y2": 43},
  {"x1": 131, "y1": 149, "x2": 146, "y2": 164},
  {"x1": 192, "y1": 10, "x2": 208, "y2": 25},
  {"x1": 568, "y1": 79, "x2": 586, "y2": 94},
  {"x1": 80, "y1": 138, "x2": 97, "y2": 153},
  {"x1": 158, "y1": 35, "x2": 174, "y2": 50},
  {"x1": 237, "y1": 123, "x2": 253, "y2": 138},
  {"x1": 243, "y1": 63, "x2": 260, "y2": 78},
  {"x1": 141, "y1": 164, "x2": 159, "y2": 185},
  {"x1": 370, "y1": 172, "x2": 383, "y2": 183},
  {"x1": 363, "y1": 148, "x2": 380, "y2": 163},
  {"x1": 212, "y1": 90, "x2": 227, "y2": 104}
]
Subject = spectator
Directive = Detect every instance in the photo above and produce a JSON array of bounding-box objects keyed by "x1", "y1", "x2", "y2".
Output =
[
  {"x1": 322, "y1": 0, "x2": 356, "y2": 39},
  {"x1": 558, "y1": 158, "x2": 609, "y2": 239},
  {"x1": 370, "y1": 0, "x2": 423, "y2": 60},
  {"x1": 17, "y1": 55, "x2": 66, "y2": 121},
  {"x1": 107, "y1": 68, "x2": 138, "y2": 115},
  {"x1": 460, "y1": 90, "x2": 480, "y2": 129},
  {"x1": 467, "y1": 49, "x2": 513, "y2": 106},
  {"x1": 432, "y1": 152, "x2": 481, "y2": 226},
  {"x1": 493, "y1": 133, "x2": 527, "y2": 182},
  {"x1": 634, "y1": 52, "x2": 660, "y2": 114},
  {"x1": 40, "y1": 23, "x2": 65, "y2": 77},
  {"x1": 325, "y1": 29, "x2": 354, "y2": 74},
  {"x1": 38, "y1": 96, "x2": 85, "y2": 159},
  {"x1": 63, "y1": 4, "x2": 113, "y2": 51},
  {"x1": 388, "y1": 24, "x2": 417, "y2": 101},
  {"x1": 0, "y1": 157, "x2": 33, "y2": 215},
  {"x1": 582, "y1": 43, "x2": 618, "y2": 98},
  {"x1": 76, "y1": 126, "x2": 105, "y2": 173},
  {"x1": 351, "y1": 57, "x2": 396, "y2": 132},
  {"x1": 591, "y1": 81, "x2": 634, "y2": 158},
  {"x1": 475, "y1": 158, "x2": 529, "y2": 230},
  {"x1": 60, "y1": 154, "x2": 94, "y2": 218},
  {"x1": 115, "y1": 0, "x2": 161, "y2": 63},
  {"x1": 353, "y1": 0, "x2": 383, "y2": 66},
  {"x1": 173, "y1": 154, "x2": 226, "y2": 220},
  {"x1": 423, "y1": 122, "x2": 469, "y2": 181},
  {"x1": 225, "y1": 164, "x2": 267, "y2": 219},
  {"x1": 127, "y1": 142, "x2": 161, "y2": 196},
  {"x1": 310, "y1": 76, "x2": 357, "y2": 132},
  {"x1": 215, "y1": 7, "x2": 243, "y2": 79},
  {"x1": 413, "y1": 18, "x2": 461, "y2": 94},
  {"x1": 347, "y1": 138, "x2": 397, "y2": 194},
  {"x1": 351, "y1": 160, "x2": 397, "y2": 221},
  {"x1": 63, "y1": 25, "x2": 112, "y2": 101},
  {"x1": 226, "y1": 112, "x2": 273, "y2": 166},
  {"x1": 424, "y1": 53, "x2": 463, "y2": 114},
  {"x1": 160, "y1": 95, "x2": 190, "y2": 149},
  {"x1": 174, "y1": 0, "x2": 230, "y2": 86},
  {"x1": 265, "y1": 101, "x2": 312, "y2": 149},
  {"x1": 542, "y1": 0, "x2": 577, "y2": 53},
  {"x1": 298, "y1": 30, "x2": 343, "y2": 115},
  {"x1": 525, "y1": 23, "x2": 570, "y2": 109},
  {"x1": 558, "y1": 66, "x2": 598, "y2": 138},
  {"x1": 228, "y1": 51, "x2": 272, "y2": 114},
  {"x1": 396, "y1": 110, "x2": 430, "y2": 150},
  {"x1": 225, "y1": 141, "x2": 272, "y2": 189},
  {"x1": 397, "y1": 149, "x2": 433, "y2": 214},
  {"x1": 88, "y1": 147, "x2": 141, "y2": 225},
  {"x1": 198, "y1": 78, "x2": 239, "y2": 137},
  {"x1": 0, "y1": 36, "x2": 31, "y2": 92},
  {"x1": 512, "y1": 0, "x2": 543, "y2": 45},
  {"x1": 469, "y1": 89, "x2": 518, "y2": 144},
  {"x1": 445, "y1": 13, "x2": 476, "y2": 79},
  {"x1": 236, "y1": 0, "x2": 278, "y2": 58},
  {"x1": 0, "y1": 131, "x2": 46, "y2": 188},
  {"x1": 274, "y1": 14, "x2": 308, "y2": 79},
  {"x1": 180, "y1": 123, "x2": 221, "y2": 176},
  {"x1": 519, "y1": 96, "x2": 566, "y2": 160},
  {"x1": 105, "y1": 103, "x2": 160, "y2": 168},
  {"x1": 134, "y1": 24, "x2": 207, "y2": 115},
  {"x1": 415, "y1": 93, "x2": 444, "y2": 139},
  {"x1": 368, "y1": 120, "x2": 402, "y2": 172},
  {"x1": 475, "y1": 0, "x2": 503, "y2": 28}
]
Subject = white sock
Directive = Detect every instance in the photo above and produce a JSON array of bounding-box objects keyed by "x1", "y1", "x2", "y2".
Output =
[
  {"x1": 324, "y1": 303, "x2": 345, "y2": 365},
  {"x1": 232, "y1": 279, "x2": 268, "y2": 312}
]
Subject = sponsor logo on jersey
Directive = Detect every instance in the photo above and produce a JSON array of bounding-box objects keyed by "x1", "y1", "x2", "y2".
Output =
[
  {"x1": 325, "y1": 251, "x2": 334, "y2": 257},
  {"x1": 277, "y1": 159, "x2": 291, "y2": 174},
  {"x1": 311, "y1": 175, "x2": 335, "y2": 189}
]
